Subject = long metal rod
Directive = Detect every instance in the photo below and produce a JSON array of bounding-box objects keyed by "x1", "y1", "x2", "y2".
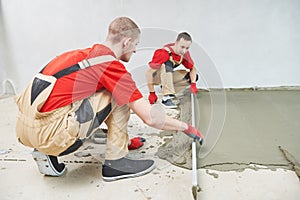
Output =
[{"x1": 191, "y1": 93, "x2": 198, "y2": 187}]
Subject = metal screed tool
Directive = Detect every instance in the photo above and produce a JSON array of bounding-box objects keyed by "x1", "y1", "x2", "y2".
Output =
[{"x1": 191, "y1": 93, "x2": 201, "y2": 200}]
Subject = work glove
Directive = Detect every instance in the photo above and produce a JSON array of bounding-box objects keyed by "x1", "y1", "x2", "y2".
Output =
[
  {"x1": 190, "y1": 83, "x2": 198, "y2": 94},
  {"x1": 128, "y1": 137, "x2": 146, "y2": 150},
  {"x1": 148, "y1": 92, "x2": 158, "y2": 104},
  {"x1": 183, "y1": 123, "x2": 204, "y2": 145}
]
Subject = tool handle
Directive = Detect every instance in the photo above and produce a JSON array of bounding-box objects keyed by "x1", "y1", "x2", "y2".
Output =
[
  {"x1": 191, "y1": 93, "x2": 196, "y2": 127},
  {"x1": 191, "y1": 93, "x2": 198, "y2": 187}
]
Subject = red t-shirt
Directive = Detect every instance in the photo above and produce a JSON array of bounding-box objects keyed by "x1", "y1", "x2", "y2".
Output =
[
  {"x1": 149, "y1": 43, "x2": 194, "y2": 69},
  {"x1": 40, "y1": 44, "x2": 142, "y2": 112}
]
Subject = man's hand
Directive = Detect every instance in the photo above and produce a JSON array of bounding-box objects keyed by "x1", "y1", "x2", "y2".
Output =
[
  {"x1": 183, "y1": 123, "x2": 204, "y2": 145},
  {"x1": 148, "y1": 92, "x2": 158, "y2": 104},
  {"x1": 190, "y1": 83, "x2": 198, "y2": 94}
]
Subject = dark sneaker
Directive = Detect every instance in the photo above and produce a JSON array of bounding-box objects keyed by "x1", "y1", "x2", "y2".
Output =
[
  {"x1": 161, "y1": 99, "x2": 177, "y2": 109},
  {"x1": 32, "y1": 149, "x2": 66, "y2": 176},
  {"x1": 102, "y1": 157, "x2": 155, "y2": 181},
  {"x1": 164, "y1": 94, "x2": 180, "y2": 105}
]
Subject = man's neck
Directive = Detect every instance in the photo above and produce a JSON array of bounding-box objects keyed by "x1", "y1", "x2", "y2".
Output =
[
  {"x1": 103, "y1": 40, "x2": 122, "y2": 60},
  {"x1": 167, "y1": 44, "x2": 180, "y2": 55}
]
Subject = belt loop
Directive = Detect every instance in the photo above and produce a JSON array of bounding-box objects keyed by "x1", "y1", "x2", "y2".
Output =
[
  {"x1": 83, "y1": 59, "x2": 90, "y2": 68},
  {"x1": 79, "y1": 59, "x2": 91, "y2": 69}
]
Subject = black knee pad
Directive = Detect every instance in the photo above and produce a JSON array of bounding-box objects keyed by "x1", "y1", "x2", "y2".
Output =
[
  {"x1": 75, "y1": 99, "x2": 94, "y2": 123},
  {"x1": 184, "y1": 73, "x2": 199, "y2": 84},
  {"x1": 164, "y1": 61, "x2": 174, "y2": 73},
  {"x1": 59, "y1": 139, "x2": 83, "y2": 156}
]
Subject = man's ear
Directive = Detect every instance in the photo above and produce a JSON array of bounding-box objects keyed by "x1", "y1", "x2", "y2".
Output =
[{"x1": 123, "y1": 37, "x2": 132, "y2": 47}]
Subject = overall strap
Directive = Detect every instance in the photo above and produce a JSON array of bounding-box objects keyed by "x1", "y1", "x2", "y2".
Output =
[
  {"x1": 163, "y1": 46, "x2": 183, "y2": 67},
  {"x1": 78, "y1": 55, "x2": 116, "y2": 69},
  {"x1": 42, "y1": 55, "x2": 116, "y2": 79}
]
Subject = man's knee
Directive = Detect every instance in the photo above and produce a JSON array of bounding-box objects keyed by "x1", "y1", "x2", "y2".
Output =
[{"x1": 184, "y1": 72, "x2": 199, "y2": 84}]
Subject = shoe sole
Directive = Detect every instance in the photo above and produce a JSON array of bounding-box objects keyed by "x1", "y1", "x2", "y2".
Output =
[
  {"x1": 32, "y1": 150, "x2": 66, "y2": 177},
  {"x1": 102, "y1": 161, "x2": 156, "y2": 182},
  {"x1": 162, "y1": 104, "x2": 177, "y2": 109}
]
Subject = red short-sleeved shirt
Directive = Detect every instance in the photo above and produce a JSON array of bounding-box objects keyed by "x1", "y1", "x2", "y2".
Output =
[
  {"x1": 40, "y1": 44, "x2": 142, "y2": 112},
  {"x1": 149, "y1": 43, "x2": 194, "y2": 69}
]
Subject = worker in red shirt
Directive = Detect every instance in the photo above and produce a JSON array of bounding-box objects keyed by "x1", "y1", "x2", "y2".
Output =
[
  {"x1": 146, "y1": 32, "x2": 198, "y2": 108},
  {"x1": 15, "y1": 17, "x2": 203, "y2": 181}
]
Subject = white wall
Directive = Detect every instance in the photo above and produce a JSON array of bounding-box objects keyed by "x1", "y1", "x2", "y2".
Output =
[{"x1": 1, "y1": 0, "x2": 300, "y2": 93}]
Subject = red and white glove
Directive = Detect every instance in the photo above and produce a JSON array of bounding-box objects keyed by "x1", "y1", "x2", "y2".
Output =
[
  {"x1": 190, "y1": 83, "x2": 198, "y2": 94},
  {"x1": 148, "y1": 92, "x2": 158, "y2": 104},
  {"x1": 128, "y1": 137, "x2": 146, "y2": 150},
  {"x1": 183, "y1": 123, "x2": 204, "y2": 145}
]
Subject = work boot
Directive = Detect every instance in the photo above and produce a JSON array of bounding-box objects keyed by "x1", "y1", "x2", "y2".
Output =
[
  {"x1": 161, "y1": 98, "x2": 177, "y2": 109},
  {"x1": 32, "y1": 149, "x2": 66, "y2": 176},
  {"x1": 102, "y1": 157, "x2": 155, "y2": 181}
]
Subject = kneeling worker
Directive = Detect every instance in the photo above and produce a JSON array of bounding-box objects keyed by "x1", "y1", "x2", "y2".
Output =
[{"x1": 146, "y1": 32, "x2": 199, "y2": 108}]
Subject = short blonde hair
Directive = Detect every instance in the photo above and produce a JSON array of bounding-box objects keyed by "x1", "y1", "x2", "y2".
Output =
[
  {"x1": 176, "y1": 32, "x2": 192, "y2": 42},
  {"x1": 107, "y1": 17, "x2": 140, "y2": 43}
]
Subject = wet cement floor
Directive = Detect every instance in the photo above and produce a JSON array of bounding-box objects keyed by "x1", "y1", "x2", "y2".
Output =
[
  {"x1": 158, "y1": 90, "x2": 300, "y2": 172},
  {"x1": 198, "y1": 90, "x2": 300, "y2": 171}
]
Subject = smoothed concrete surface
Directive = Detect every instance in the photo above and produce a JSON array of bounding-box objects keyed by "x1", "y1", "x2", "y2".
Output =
[{"x1": 198, "y1": 90, "x2": 300, "y2": 171}]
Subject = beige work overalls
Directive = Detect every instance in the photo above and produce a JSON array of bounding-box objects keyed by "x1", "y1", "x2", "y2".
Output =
[
  {"x1": 152, "y1": 47, "x2": 190, "y2": 96},
  {"x1": 16, "y1": 55, "x2": 130, "y2": 159}
]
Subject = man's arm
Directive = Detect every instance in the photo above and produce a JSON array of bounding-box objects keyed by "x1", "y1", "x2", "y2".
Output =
[
  {"x1": 146, "y1": 67, "x2": 157, "y2": 93},
  {"x1": 129, "y1": 98, "x2": 187, "y2": 130},
  {"x1": 129, "y1": 98, "x2": 203, "y2": 142},
  {"x1": 189, "y1": 66, "x2": 198, "y2": 94},
  {"x1": 147, "y1": 48, "x2": 169, "y2": 93},
  {"x1": 146, "y1": 67, "x2": 159, "y2": 104},
  {"x1": 189, "y1": 66, "x2": 197, "y2": 83}
]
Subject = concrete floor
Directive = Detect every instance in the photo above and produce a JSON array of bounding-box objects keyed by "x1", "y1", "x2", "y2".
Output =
[
  {"x1": 0, "y1": 91, "x2": 300, "y2": 200},
  {"x1": 197, "y1": 90, "x2": 300, "y2": 171}
]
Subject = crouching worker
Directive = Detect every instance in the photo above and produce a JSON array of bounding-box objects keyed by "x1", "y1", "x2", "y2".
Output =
[
  {"x1": 15, "y1": 17, "x2": 203, "y2": 182},
  {"x1": 146, "y1": 32, "x2": 199, "y2": 109}
]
